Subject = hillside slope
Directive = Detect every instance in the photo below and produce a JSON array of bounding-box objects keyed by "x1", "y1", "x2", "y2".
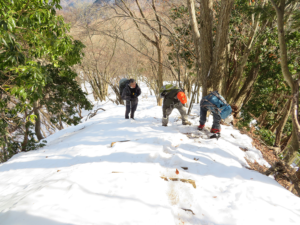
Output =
[{"x1": 1, "y1": 84, "x2": 300, "y2": 225}]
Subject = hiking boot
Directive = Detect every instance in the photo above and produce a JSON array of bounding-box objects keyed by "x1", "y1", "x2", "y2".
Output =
[
  {"x1": 130, "y1": 113, "x2": 135, "y2": 119},
  {"x1": 162, "y1": 124, "x2": 168, "y2": 127},
  {"x1": 210, "y1": 128, "x2": 221, "y2": 134},
  {"x1": 198, "y1": 124, "x2": 205, "y2": 130}
]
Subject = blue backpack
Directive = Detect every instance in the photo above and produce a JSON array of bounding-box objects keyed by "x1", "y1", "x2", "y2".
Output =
[{"x1": 203, "y1": 91, "x2": 232, "y2": 120}]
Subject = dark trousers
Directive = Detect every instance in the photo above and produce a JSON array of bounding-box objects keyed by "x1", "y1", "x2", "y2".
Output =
[
  {"x1": 162, "y1": 103, "x2": 189, "y2": 125},
  {"x1": 125, "y1": 98, "x2": 138, "y2": 118},
  {"x1": 199, "y1": 106, "x2": 221, "y2": 129}
]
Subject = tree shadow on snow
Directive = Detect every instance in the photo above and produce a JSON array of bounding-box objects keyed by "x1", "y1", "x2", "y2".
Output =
[
  {"x1": 0, "y1": 114, "x2": 285, "y2": 191},
  {"x1": 0, "y1": 146, "x2": 284, "y2": 191},
  {"x1": 0, "y1": 211, "x2": 73, "y2": 225}
]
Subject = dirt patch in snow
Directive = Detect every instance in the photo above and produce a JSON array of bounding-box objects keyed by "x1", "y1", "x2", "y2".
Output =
[{"x1": 239, "y1": 129, "x2": 299, "y2": 197}]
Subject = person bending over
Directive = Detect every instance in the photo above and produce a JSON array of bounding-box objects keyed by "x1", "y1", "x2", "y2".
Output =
[
  {"x1": 161, "y1": 88, "x2": 191, "y2": 126},
  {"x1": 198, "y1": 91, "x2": 232, "y2": 134},
  {"x1": 121, "y1": 79, "x2": 141, "y2": 119}
]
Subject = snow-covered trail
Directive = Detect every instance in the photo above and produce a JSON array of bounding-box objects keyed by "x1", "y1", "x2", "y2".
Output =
[{"x1": 1, "y1": 84, "x2": 300, "y2": 225}]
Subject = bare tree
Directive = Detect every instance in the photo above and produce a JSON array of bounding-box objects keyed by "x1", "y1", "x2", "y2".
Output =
[{"x1": 187, "y1": 0, "x2": 234, "y2": 97}]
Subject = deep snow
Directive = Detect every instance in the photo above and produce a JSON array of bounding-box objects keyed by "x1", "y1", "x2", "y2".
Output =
[{"x1": 0, "y1": 83, "x2": 300, "y2": 225}]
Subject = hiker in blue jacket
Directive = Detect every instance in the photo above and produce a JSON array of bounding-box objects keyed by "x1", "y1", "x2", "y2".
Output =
[{"x1": 198, "y1": 91, "x2": 232, "y2": 134}]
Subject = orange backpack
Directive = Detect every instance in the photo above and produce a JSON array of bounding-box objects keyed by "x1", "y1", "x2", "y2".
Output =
[{"x1": 177, "y1": 92, "x2": 187, "y2": 104}]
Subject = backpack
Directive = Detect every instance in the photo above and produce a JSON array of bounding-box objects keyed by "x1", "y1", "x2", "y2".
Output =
[
  {"x1": 203, "y1": 91, "x2": 232, "y2": 120},
  {"x1": 119, "y1": 78, "x2": 130, "y2": 96},
  {"x1": 159, "y1": 84, "x2": 178, "y2": 98}
]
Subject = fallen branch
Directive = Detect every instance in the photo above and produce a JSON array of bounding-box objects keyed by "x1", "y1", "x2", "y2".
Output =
[
  {"x1": 181, "y1": 208, "x2": 195, "y2": 215},
  {"x1": 160, "y1": 176, "x2": 196, "y2": 188},
  {"x1": 110, "y1": 140, "x2": 136, "y2": 147},
  {"x1": 86, "y1": 108, "x2": 106, "y2": 121}
]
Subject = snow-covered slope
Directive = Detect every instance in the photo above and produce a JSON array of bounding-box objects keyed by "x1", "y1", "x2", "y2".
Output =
[{"x1": 1, "y1": 83, "x2": 300, "y2": 225}]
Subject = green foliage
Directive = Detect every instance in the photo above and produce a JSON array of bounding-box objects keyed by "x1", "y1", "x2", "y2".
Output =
[
  {"x1": 291, "y1": 9, "x2": 300, "y2": 30},
  {"x1": 255, "y1": 128, "x2": 276, "y2": 146},
  {"x1": 165, "y1": 0, "x2": 299, "y2": 149},
  {"x1": 239, "y1": 26, "x2": 300, "y2": 139},
  {"x1": 283, "y1": 118, "x2": 292, "y2": 137},
  {"x1": 41, "y1": 64, "x2": 92, "y2": 126},
  {"x1": 0, "y1": 0, "x2": 92, "y2": 162},
  {"x1": 24, "y1": 130, "x2": 48, "y2": 152}
]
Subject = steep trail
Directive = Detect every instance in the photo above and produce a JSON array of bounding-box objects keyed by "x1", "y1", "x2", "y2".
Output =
[{"x1": 0, "y1": 84, "x2": 300, "y2": 225}]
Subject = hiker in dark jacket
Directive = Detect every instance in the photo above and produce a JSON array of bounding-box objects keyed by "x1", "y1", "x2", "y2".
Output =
[
  {"x1": 121, "y1": 79, "x2": 141, "y2": 119},
  {"x1": 198, "y1": 91, "x2": 232, "y2": 134},
  {"x1": 162, "y1": 89, "x2": 191, "y2": 126}
]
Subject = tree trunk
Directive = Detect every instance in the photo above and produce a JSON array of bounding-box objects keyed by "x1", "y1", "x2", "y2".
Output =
[
  {"x1": 271, "y1": 0, "x2": 300, "y2": 164},
  {"x1": 258, "y1": 110, "x2": 268, "y2": 126},
  {"x1": 270, "y1": 99, "x2": 289, "y2": 132},
  {"x1": 284, "y1": 80, "x2": 300, "y2": 163},
  {"x1": 281, "y1": 133, "x2": 292, "y2": 148},
  {"x1": 187, "y1": 0, "x2": 202, "y2": 96},
  {"x1": 227, "y1": 5, "x2": 266, "y2": 103},
  {"x1": 198, "y1": 0, "x2": 213, "y2": 96},
  {"x1": 21, "y1": 111, "x2": 29, "y2": 152},
  {"x1": 196, "y1": 88, "x2": 200, "y2": 104},
  {"x1": 283, "y1": 148, "x2": 298, "y2": 165},
  {"x1": 210, "y1": 0, "x2": 234, "y2": 93},
  {"x1": 270, "y1": 121, "x2": 280, "y2": 134},
  {"x1": 242, "y1": 88, "x2": 254, "y2": 107},
  {"x1": 83, "y1": 81, "x2": 88, "y2": 94},
  {"x1": 40, "y1": 108, "x2": 61, "y2": 131},
  {"x1": 78, "y1": 104, "x2": 83, "y2": 119},
  {"x1": 222, "y1": 41, "x2": 231, "y2": 97},
  {"x1": 234, "y1": 87, "x2": 255, "y2": 116},
  {"x1": 296, "y1": 168, "x2": 300, "y2": 182},
  {"x1": 233, "y1": 49, "x2": 261, "y2": 108},
  {"x1": 176, "y1": 45, "x2": 181, "y2": 88},
  {"x1": 2, "y1": 135, "x2": 8, "y2": 162},
  {"x1": 33, "y1": 101, "x2": 44, "y2": 141},
  {"x1": 41, "y1": 126, "x2": 47, "y2": 139},
  {"x1": 156, "y1": 43, "x2": 163, "y2": 107},
  {"x1": 235, "y1": 65, "x2": 260, "y2": 108},
  {"x1": 283, "y1": 113, "x2": 299, "y2": 164},
  {"x1": 274, "y1": 99, "x2": 292, "y2": 146},
  {"x1": 59, "y1": 111, "x2": 64, "y2": 130},
  {"x1": 188, "y1": 83, "x2": 199, "y2": 115},
  {"x1": 188, "y1": 0, "x2": 234, "y2": 96}
]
